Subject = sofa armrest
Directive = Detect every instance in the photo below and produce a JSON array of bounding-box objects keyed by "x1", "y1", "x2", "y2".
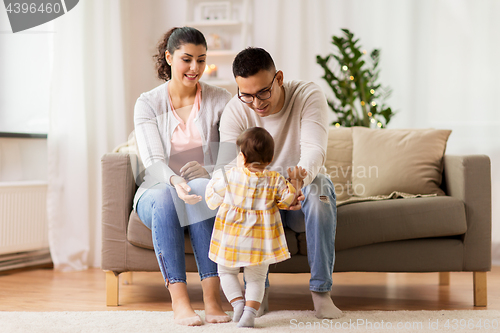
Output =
[
  {"x1": 101, "y1": 153, "x2": 137, "y2": 271},
  {"x1": 443, "y1": 155, "x2": 491, "y2": 271}
]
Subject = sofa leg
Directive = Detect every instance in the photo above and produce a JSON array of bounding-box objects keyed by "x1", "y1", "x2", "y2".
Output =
[
  {"x1": 439, "y1": 272, "x2": 450, "y2": 286},
  {"x1": 473, "y1": 272, "x2": 487, "y2": 307},
  {"x1": 122, "y1": 272, "x2": 133, "y2": 285},
  {"x1": 105, "y1": 271, "x2": 119, "y2": 306}
]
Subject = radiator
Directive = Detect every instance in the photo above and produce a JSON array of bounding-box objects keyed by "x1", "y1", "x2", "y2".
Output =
[{"x1": 0, "y1": 181, "x2": 51, "y2": 270}]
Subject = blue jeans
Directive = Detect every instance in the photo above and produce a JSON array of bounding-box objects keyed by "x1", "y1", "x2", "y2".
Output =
[
  {"x1": 280, "y1": 173, "x2": 337, "y2": 292},
  {"x1": 136, "y1": 178, "x2": 218, "y2": 285}
]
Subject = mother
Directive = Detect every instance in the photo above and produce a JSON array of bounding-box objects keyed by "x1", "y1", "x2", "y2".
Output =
[{"x1": 133, "y1": 27, "x2": 231, "y2": 326}]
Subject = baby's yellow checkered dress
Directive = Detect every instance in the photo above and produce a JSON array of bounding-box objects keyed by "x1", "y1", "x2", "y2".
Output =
[{"x1": 206, "y1": 167, "x2": 296, "y2": 267}]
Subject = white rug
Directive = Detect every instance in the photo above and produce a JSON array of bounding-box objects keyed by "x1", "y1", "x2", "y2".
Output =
[{"x1": 1, "y1": 310, "x2": 499, "y2": 333}]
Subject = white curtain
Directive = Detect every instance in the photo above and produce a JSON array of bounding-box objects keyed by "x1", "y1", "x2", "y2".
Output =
[{"x1": 48, "y1": 0, "x2": 127, "y2": 270}]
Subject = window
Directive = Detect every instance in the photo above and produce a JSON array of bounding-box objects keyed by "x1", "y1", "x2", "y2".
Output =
[{"x1": 0, "y1": 8, "x2": 52, "y2": 135}]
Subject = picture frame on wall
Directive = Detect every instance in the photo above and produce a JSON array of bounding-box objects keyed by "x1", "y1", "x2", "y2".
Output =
[{"x1": 198, "y1": 1, "x2": 232, "y2": 21}]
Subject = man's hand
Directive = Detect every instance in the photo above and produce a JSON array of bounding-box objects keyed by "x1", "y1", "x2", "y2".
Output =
[
  {"x1": 287, "y1": 166, "x2": 307, "y2": 184},
  {"x1": 171, "y1": 175, "x2": 202, "y2": 205},
  {"x1": 180, "y1": 161, "x2": 209, "y2": 182}
]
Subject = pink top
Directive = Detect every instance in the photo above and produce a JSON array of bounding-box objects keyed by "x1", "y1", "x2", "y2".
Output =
[{"x1": 168, "y1": 83, "x2": 204, "y2": 175}]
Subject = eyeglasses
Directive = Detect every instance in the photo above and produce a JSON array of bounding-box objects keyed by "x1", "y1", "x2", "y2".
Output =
[{"x1": 237, "y1": 72, "x2": 278, "y2": 104}]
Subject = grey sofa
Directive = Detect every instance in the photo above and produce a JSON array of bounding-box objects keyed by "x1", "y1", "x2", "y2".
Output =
[{"x1": 101, "y1": 131, "x2": 491, "y2": 307}]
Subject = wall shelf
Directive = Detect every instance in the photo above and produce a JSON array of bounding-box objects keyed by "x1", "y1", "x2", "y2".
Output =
[
  {"x1": 207, "y1": 50, "x2": 238, "y2": 57},
  {"x1": 0, "y1": 132, "x2": 47, "y2": 139},
  {"x1": 185, "y1": 20, "x2": 242, "y2": 27}
]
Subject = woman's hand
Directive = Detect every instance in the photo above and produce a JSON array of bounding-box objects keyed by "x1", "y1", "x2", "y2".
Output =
[
  {"x1": 180, "y1": 161, "x2": 209, "y2": 182},
  {"x1": 171, "y1": 175, "x2": 202, "y2": 205}
]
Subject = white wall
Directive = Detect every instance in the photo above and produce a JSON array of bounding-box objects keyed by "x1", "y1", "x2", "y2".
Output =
[
  {"x1": 0, "y1": 138, "x2": 47, "y2": 182},
  {"x1": 121, "y1": 0, "x2": 188, "y2": 136}
]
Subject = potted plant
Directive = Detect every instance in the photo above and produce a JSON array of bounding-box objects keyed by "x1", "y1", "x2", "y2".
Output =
[{"x1": 316, "y1": 29, "x2": 395, "y2": 128}]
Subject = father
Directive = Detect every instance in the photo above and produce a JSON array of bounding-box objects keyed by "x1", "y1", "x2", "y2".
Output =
[{"x1": 217, "y1": 47, "x2": 342, "y2": 319}]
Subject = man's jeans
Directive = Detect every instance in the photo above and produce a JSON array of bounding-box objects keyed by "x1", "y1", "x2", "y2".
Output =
[
  {"x1": 280, "y1": 173, "x2": 337, "y2": 292},
  {"x1": 136, "y1": 178, "x2": 218, "y2": 285}
]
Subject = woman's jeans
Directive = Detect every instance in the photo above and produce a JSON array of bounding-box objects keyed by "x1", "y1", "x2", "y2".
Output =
[{"x1": 136, "y1": 178, "x2": 218, "y2": 285}]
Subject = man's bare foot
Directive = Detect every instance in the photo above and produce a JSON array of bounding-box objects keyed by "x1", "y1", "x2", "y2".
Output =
[{"x1": 311, "y1": 291, "x2": 343, "y2": 319}]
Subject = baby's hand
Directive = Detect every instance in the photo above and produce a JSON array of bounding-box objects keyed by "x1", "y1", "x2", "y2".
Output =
[
  {"x1": 287, "y1": 166, "x2": 307, "y2": 182},
  {"x1": 288, "y1": 179, "x2": 305, "y2": 210},
  {"x1": 287, "y1": 167, "x2": 307, "y2": 205}
]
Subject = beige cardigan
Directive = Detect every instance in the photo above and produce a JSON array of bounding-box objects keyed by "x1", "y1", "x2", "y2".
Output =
[{"x1": 133, "y1": 81, "x2": 231, "y2": 210}]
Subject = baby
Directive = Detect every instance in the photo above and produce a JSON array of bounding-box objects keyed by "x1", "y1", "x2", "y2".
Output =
[{"x1": 206, "y1": 127, "x2": 306, "y2": 327}]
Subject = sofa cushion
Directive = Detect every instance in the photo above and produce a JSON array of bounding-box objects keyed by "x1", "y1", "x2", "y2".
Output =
[
  {"x1": 127, "y1": 211, "x2": 196, "y2": 254},
  {"x1": 127, "y1": 211, "x2": 300, "y2": 256},
  {"x1": 325, "y1": 126, "x2": 353, "y2": 202},
  {"x1": 352, "y1": 127, "x2": 451, "y2": 197},
  {"x1": 297, "y1": 196, "x2": 466, "y2": 255},
  {"x1": 127, "y1": 211, "x2": 154, "y2": 250}
]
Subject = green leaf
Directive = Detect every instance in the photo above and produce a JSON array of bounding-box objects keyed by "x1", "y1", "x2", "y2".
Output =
[{"x1": 317, "y1": 29, "x2": 395, "y2": 128}]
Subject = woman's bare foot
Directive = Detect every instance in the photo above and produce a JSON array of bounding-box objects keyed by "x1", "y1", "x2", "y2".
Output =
[
  {"x1": 202, "y1": 276, "x2": 231, "y2": 323},
  {"x1": 169, "y1": 282, "x2": 203, "y2": 326},
  {"x1": 174, "y1": 315, "x2": 203, "y2": 326}
]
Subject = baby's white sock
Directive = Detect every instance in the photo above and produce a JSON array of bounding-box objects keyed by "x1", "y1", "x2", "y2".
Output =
[
  {"x1": 231, "y1": 299, "x2": 245, "y2": 322},
  {"x1": 256, "y1": 288, "x2": 269, "y2": 317},
  {"x1": 236, "y1": 306, "x2": 258, "y2": 328}
]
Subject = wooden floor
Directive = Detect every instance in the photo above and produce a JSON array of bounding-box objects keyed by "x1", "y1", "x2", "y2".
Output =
[{"x1": 1, "y1": 267, "x2": 499, "y2": 312}]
